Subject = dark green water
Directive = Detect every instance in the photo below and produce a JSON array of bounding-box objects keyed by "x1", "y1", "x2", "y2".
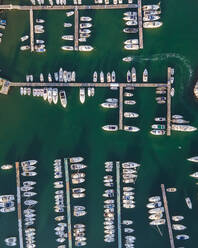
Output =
[{"x1": 0, "y1": 0, "x2": 198, "y2": 247}]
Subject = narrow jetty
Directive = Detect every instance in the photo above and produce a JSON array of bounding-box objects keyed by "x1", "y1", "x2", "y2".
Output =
[
  {"x1": 74, "y1": 7, "x2": 79, "y2": 51},
  {"x1": 15, "y1": 162, "x2": 24, "y2": 248},
  {"x1": 161, "y1": 184, "x2": 175, "y2": 248},
  {"x1": 137, "y1": 0, "x2": 143, "y2": 49},
  {"x1": 119, "y1": 86, "x2": 123, "y2": 130},
  {"x1": 116, "y1": 161, "x2": 122, "y2": 248},
  {"x1": 166, "y1": 67, "x2": 171, "y2": 136},
  {"x1": 64, "y1": 159, "x2": 72, "y2": 248},
  {"x1": 0, "y1": 4, "x2": 138, "y2": 11},
  {"x1": 29, "y1": 8, "x2": 34, "y2": 52}
]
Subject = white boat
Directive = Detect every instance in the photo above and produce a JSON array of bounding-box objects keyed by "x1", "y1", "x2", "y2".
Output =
[
  {"x1": 124, "y1": 112, "x2": 139, "y2": 118},
  {"x1": 124, "y1": 126, "x2": 140, "y2": 132},
  {"x1": 47, "y1": 88, "x2": 53, "y2": 104},
  {"x1": 122, "y1": 162, "x2": 140, "y2": 169},
  {"x1": 111, "y1": 71, "x2": 116, "y2": 82},
  {"x1": 176, "y1": 234, "x2": 189, "y2": 240},
  {"x1": 124, "y1": 44, "x2": 139, "y2": 50},
  {"x1": 71, "y1": 164, "x2": 87, "y2": 170},
  {"x1": 93, "y1": 71, "x2": 97, "y2": 82},
  {"x1": 107, "y1": 72, "x2": 111, "y2": 82},
  {"x1": 100, "y1": 71, "x2": 104, "y2": 83},
  {"x1": 1, "y1": 164, "x2": 13, "y2": 170},
  {"x1": 52, "y1": 88, "x2": 58, "y2": 104},
  {"x1": 131, "y1": 67, "x2": 136, "y2": 82},
  {"x1": 62, "y1": 35, "x2": 74, "y2": 40},
  {"x1": 79, "y1": 29, "x2": 91, "y2": 34},
  {"x1": 143, "y1": 21, "x2": 163, "y2": 29},
  {"x1": 147, "y1": 201, "x2": 162, "y2": 208},
  {"x1": 64, "y1": 22, "x2": 72, "y2": 28},
  {"x1": 70, "y1": 157, "x2": 84, "y2": 163},
  {"x1": 80, "y1": 88, "x2": 85, "y2": 104},
  {"x1": 43, "y1": 88, "x2": 48, "y2": 101},
  {"x1": 20, "y1": 45, "x2": 30, "y2": 51},
  {"x1": 24, "y1": 200, "x2": 38, "y2": 206},
  {"x1": 143, "y1": 15, "x2": 160, "y2": 22},
  {"x1": 149, "y1": 219, "x2": 166, "y2": 225},
  {"x1": 102, "y1": 125, "x2": 118, "y2": 131},
  {"x1": 79, "y1": 45, "x2": 93, "y2": 52},
  {"x1": 21, "y1": 35, "x2": 29, "y2": 42},
  {"x1": 187, "y1": 156, "x2": 198, "y2": 163},
  {"x1": 172, "y1": 224, "x2": 186, "y2": 231},
  {"x1": 166, "y1": 188, "x2": 177, "y2": 193},
  {"x1": 124, "y1": 92, "x2": 133, "y2": 97},
  {"x1": 101, "y1": 102, "x2": 118, "y2": 108},
  {"x1": 106, "y1": 98, "x2": 118, "y2": 103},
  {"x1": 142, "y1": 4, "x2": 161, "y2": 11},
  {"x1": 20, "y1": 87, "x2": 24, "y2": 95},
  {"x1": 143, "y1": 69, "x2": 148, "y2": 82},
  {"x1": 148, "y1": 207, "x2": 164, "y2": 214},
  {"x1": 23, "y1": 192, "x2": 37, "y2": 197},
  {"x1": 80, "y1": 16, "x2": 92, "y2": 22},
  {"x1": 80, "y1": 23, "x2": 92, "y2": 28},
  {"x1": 127, "y1": 70, "x2": 131, "y2": 82},
  {"x1": 126, "y1": 20, "x2": 138, "y2": 26},
  {"x1": 149, "y1": 196, "x2": 161, "y2": 202},
  {"x1": 185, "y1": 197, "x2": 192, "y2": 209},
  {"x1": 66, "y1": 11, "x2": 74, "y2": 17},
  {"x1": 21, "y1": 171, "x2": 37, "y2": 177},
  {"x1": 122, "y1": 56, "x2": 133, "y2": 62},
  {"x1": 171, "y1": 125, "x2": 197, "y2": 132},
  {"x1": 23, "y1": 181, "x2": 36, "y2": 186},
  {"x1": 149, "y1": 213, "x2": 163, "y2": 220},
  {"x1": 155, "y1": 117, "x2": 166, "y2": 122},
  {"x1": 122, "y1": 220, "x2": 133, "y2": 225},
  {"x1": 124, "y1": 39, "x2": 138, "y2": 45},
  {"x1": 61, "y1": 46, "x2": 74, "y2": 51},
  {"x1": 124, "y1": 100, "x2": 136, "y2": 105},
  {"x1": 150, "y1": 130, "x2": 165, "y2": 135},
  {"x1": 172, "y1": 216, "x2": 184, "y2": 222},
  {"x1": 59, "y1": 90, "x2": 67, "y2": 108}
]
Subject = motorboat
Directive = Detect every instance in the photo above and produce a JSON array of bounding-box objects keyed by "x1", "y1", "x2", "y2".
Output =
[
  {"x1": 131, "y1": 67, "x2": 136, "y2": 82},
  {"x1": 143, "y1": 69, "x2": 148, "y2": 82},
  {"x1": 102, "y1": 125, "x2": 118, "y2": 132},
  {"x1": 146, "y1": 201, "x2": 162, "y2": 208},
  {"x1": 148, "y1": 207, "x2": 164, "y2": 214},
  {"x1": 155, "y1": 117, "x2": 166, "y2": 122},
  {"x1": 143, "y1": 15, "x2": 160, "y2": 22},
  {"x1": 176, "y1": 234, "x2": 189, "y2": 240},
  {"x1": 24, "y1": 200, "x2": 38, "y2": 206},
  {"x1": 21, "y1": 35, "x2": 29, "y2": 42},
  {"x1": 149, "y1": 196, "x2": 161, "y2": 202},
  {"x1": 106, "y1": 98, "x2": 118, "y2": 103},
  {"x1": 20, "y1": 45, "x2": 30, "y2": 51},
  {"x1": 123, "y1": 28, "x2": 138, "y2": 33},
  {"x1": 150, "y1": 130, "x2": 165, "y2": 135},
  {"x1": 124, "y1": 39, "x2": 138, "y2": 45},
  {"x1": 187, "y1": 156, "x2": 198, "y2": 163},
  {"x1": 100, "y1": 71, "x2": 104, "y2": 83},
  {"x1": 23, "y1": 181, "x2": 36, "y2": 186},
  {"x1": 43, "y1": 88, "x2": 48, "y2": 101},
  {"x1": 47, "y1": 88, "x2": 53, "y2": 104},
  {"x1": 151, "y1": 124, "x2": 165, "y2": 130},
  {"x1": 79, "y1": 29, "x2": 91, "y2": 34},
  {"x1": 122, "y1": 220, "x2": 133, "y2": 225},
  {"x1": 23, "y1": 192, "x2": 37, "y2": 197},
  {"x1": 80, "y1": 88, "x2": 85, "y2": 104},
  {"x1": 66, "y1": 11, "x2": 74, "y2": 17},
  {"x1": 124, "y1": 92, "x2": 133, "y2": 97},
  {"x1": 124, "y1": 112, "x2": 139, "y2": 118},
  {"x1": 122, "y1": 162, "x2": 140, "y2": 169},
  {"x1": 124, "y1": 100, "x2": 136, "y2": 105},
  {"x1": 53, "y1": 88, "x2": 58, "y2": 104},
  {"x1": 111, "y1": 71, "x2": 116, "y2": 82},
  {"x1": 171, "y1": 125, "x2": 197, "y2": 132},
  {"x1": 149, "y1": 219, "x2": 166, "y2": 225},
  {"x1": 166, "y1": 188, "x2": 177, "y2": 192},
  {"x1": 93, "y1": 71, "x2": 97, "y2": 82},
  {"x1": 124, "y1": 44, "x2": 139, "y2": 50},
  {"x1": 59, "y1": 90, "x2": 67, "y2": 108},
  {"x1": 101, "y1": 102, "x2": 118, "y2": 108},
  {"x1": 172, "y1": 216, "x2": 184, "y2": 222},
  {"x1": 80, "y1": 16, "x2": 92, "y2": 22},
  {"x1": 149, "y1": 213, "x2": 163, "y2": 220},
  {"x1": 172, "y1": 224, "x2": 186, "y2": 231},
  {"x1": 79, "y1": 45, "x2": 93, "y2": 52},
  {"x1": 64, "y1": 22, "x2": 72, "y2": 28},
  {"x1": 80, "y1": 23, "x2": 92, "y2": 28},
  {"x1": 1, "y1": 164, "x2": 13, "y2": 170},
  {"x1": 142, "y1": 4, "x2": 161, "y2": 11},
  {"x1": 122, "y1": 56, "x2": 133, "y2": 62},
  {"x1": 143, "y1": 21, "x2": 163, "y2": 29},
  {"x1": 70, "y1": 157, "x2": 84, "y2": 163},
  {"x1": 124, "y1": 126, "x2": 140, "y2": 132},
  {"x1": 62, "y1": 35, "x2": 74, "y2": 40},
  {"x1": 127, "y1": 70, "x2": 131, "y2": 82},
  {"x1": 61, "y1": 46, "x2": 74, "y2": 51},
  {"x1": 185, "y1": 197, "x2": 192, "y2": 209},
  {"x1": 21, "y1": 172, "x2": 37, "y2": 176},
  {"x1": 107, "y1": 72, "x2": 111, "y2": 82}
]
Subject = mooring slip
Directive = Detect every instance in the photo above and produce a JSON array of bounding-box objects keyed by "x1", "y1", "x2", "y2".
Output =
[
  {"x1": 0, "y1": 4, "x2": 138, "y2": 10},
  {"x1": 119, "y1": 86, "x2": 123, "y2": 130},
  {"x1": 29, "y1": 8, "x2": 34, "y2": 52},
  {"x1": 116, "y1": 162, "x2": 122, "y2": 248},
  {"x1": 15, "y1": 162, "x2": 24, "y2": 248},
  {"x1": 74, "y1": 7, "x2": 79, "y2": 51},
  {"x1": 64, "y1": 159, "x2": 72, "y2": 248},
  {"x1": 167, "y1": 67, "x2": 172, "y2": 136},
  {"x1": 137, "y1": 0, "x2": 143, "y2": 49},
  {"x1": 161, "y1": 184, "x2": 175, "y2": 248}
]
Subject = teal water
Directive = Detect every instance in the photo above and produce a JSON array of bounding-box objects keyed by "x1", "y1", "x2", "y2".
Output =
[{"x1": 0, "y1": 0, "x2": 198, "y2": 247}]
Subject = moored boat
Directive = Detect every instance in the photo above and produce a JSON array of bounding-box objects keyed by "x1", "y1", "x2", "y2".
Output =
[
  {"x1": 59, "y1": 90, "x2": 67, "y2": 108},
  {"x1": 102, "y1": 125, "x2": 118, "y2": 132}
]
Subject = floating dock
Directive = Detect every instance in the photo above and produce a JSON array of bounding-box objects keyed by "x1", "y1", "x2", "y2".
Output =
[
  {"x1": 116, "y1": 161, "x2": 122, "y2": 248},
  {"x1": 64, "y1": 159, "x2": 72, "y2": 248},
  {"x1": 137, "y1": 0, "x2": 143, "y2": 49},
  {"x1": 29, "y1": 8, "x2": 34, "y2": 52},
  {"x1": 167, "y1": 67, "x2": 172, "y2": 136},
  {"x1": 119, "y1": 86, "x2": 123, "y2": 130},
  {"x1": 15, "y1": 162, "x2": 24, "y2": 248},
  {"x1": 161, "y1": 184, "x2": 175, "y2": 248},
  {"x1": 74, "y1": 7, "x2": 79, "y2": 51}
]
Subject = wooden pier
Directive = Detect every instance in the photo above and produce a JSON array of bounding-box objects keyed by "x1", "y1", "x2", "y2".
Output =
[
  {"x1": 119, "y1": 86, "x2": 123, "y2": 130},
  {"x1": 137, "y1": 0, "x2": 143, "y2": 49},
  {"x1": 29, "y1": 8, "x2": 34, "y2": 52},
  {"x1": 0, "y1": 4, "x2": 138, "y2": 11},
  {"x1": 161, "y1": 184, "x2": 175, "y2": 248},
  {"x1": 166, "y1": 67, "x2": 172, "y2": 136},
  {"x1": 116, "y1": 161, "x2": 122, "y2": 248},
  {"x1": 74, "y1": 7, "x2": 79, "y2": 51},
  {"x1": 64, "y1": 159, "x2": 73, "y2": 248},
  {"x1": 15, "y1": 162, "x2": 24, "y2": 248}
]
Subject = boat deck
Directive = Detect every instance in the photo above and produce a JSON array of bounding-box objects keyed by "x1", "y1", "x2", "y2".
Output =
[
  {"x1": 15, "y1": 162, "x2": 24, "y2": 248},
  {"x1": 161, "y1": 184, "x2": 175, "y2": 248}
]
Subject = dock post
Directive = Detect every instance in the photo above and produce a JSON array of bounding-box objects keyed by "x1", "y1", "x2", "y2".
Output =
[
  {"x1": 74, "y1": 7, "x2": 79, "y2": 51},
  {"x1": 167, "y1": 67, "x2": 171, "y2": 136},
  {"x1": 119, "y1": 86, "x2": 123, "y2": 130},
  {"x1": 161, "y1": 184, "x2": 175, "y2": 248},
  {"x1": 116, "y1": 161, "x2": 122, "y2": 248},
  {"x1": 15, "y1": 162, "x2": 24, "y2": 248},
  {"x1": 29, "y1": 8, "x2": 34, "y2": 52},
  {"x1": 138, "y1": 0, "x2": 143, "y2": 49}
]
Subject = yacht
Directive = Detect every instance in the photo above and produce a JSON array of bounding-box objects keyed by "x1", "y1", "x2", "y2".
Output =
[
  {"x1": 143, "y1": 21, "x2": 163, "y2": 29},
  {"x1": 24, "y1": 200, "x2": 38, "y2": 206},
  {"x1": 79, "y1": 45, "x2": 93, "y2": 52},
  {"x1": 71, "y1": 164, "x2": 87, "y2": 170},
  {"x1": 101, "y1": 102, "x2": 118, "y2": 108},
  {"x1": 187, "y1": 156, "x2": 198, "y2": 163},
  {"x1": 123, "y1": 28, "x2": 138, "y2": 33},
  {"x1": 131, "y1": 67, "x2": 136, "y2": 82},
  {"x1": 124, "y1": 39, "x2": 138, "y2": 45},
  {"x1": 122, "y1": 162, "x2": 140, "y2": 168},
  {"x1": 149, "y1": 196, "x2": 161, "y2": 202},
  {"x1": 143, "y1": 69, "x2": 148, "y2": 82},
  {"x1": 100, "y1": 71, "x2": 104, "y2": 83},
  {"x1": 20, "y1": 87, "x2": 24, "y2": 95},
  {"x1": 166, "y1": 188, "x2": 177, "y2": 192},
  {"x1": 70, "y1": 157, "x2": 84, "y2": 163},
  {"x1": 151, "y1": 124, "x2": 165, "y2": 130},
  {"x1": 185, "y1": 197, "x2": 192, "y2": 209},
  {"x1": 107, "y1": 72, "x2": 111, "y2": 82},
  {"x1": 142, "y1": 4, "x2": 161, "y2": 11},
  {"x1": 80, "y1": 16, "x2": 92, "y2": 21},
  {"x1": 93, "y1": 71, "x2": 97, "y2": 82},
  {"x1": 126, "y1": 20, "x2": 138, "y2": 26},
  {"x1": 102, "y1": 125, "x2": 118, "y2": 131},
  {"x1": 66, "y1": 11, "x2": 74, "y2": 17},
  {"x1": 1, "y1": 164, "x2": 13, "y2": 170},
  {"x1": 43, "y1": 88, "x2": 48, "y2": 101},
  {"x1": 171, "y1": 125, "x2": 197, "y2": 132},
  {"x1": 149, "y1": 207, "x2": 164, "y2": 214},
  {"x1": 176, "y1": 234, "x2": 189, "y2": 240},
  {"x1": 155, "y1": 117, "x2": 166, "y2": 122},
  {"x1": 122, "y1": 56, "x2": 133, "y2": 62},
  {"x1": 150, "y1": 130, "x2": 165, "y2": 135},
  {"x1": 124, "y1": 126, "x2": 140, "y2": 132},
  {"x1": 21, "y1": 171, "x2": 37, "y2": 176},
  {"x1": 20, "y1": 45, "x2": 30, "y2": 51},
  {"x1": 21, "y1": 35, "x2": 29, "y2": 42},
  {"x1": 172, "y1": 216, "x2": 184, "y2": 222},
  {"x1": 124, "y1": 100, "x2": 136, "y2": 105},
  {"x1": 80, "y1": 23, "x2": 92, "y2": 28},
  {"x1": 124, "y1": 44, "x2": 139, "y2": 50},
  {"x1": 143, "y1": 15, "x2": 160, "y2": 22},
  {"x1": 61, "y1": 46, "x2": 74, "y2": 51},
  {"x1": 172, "y1": 224, "x2": 186, "y2": 231},
  {"x1": 53, "y1": 88, "x2": 58, "y2": 104},
  {"x1": 127, "y1": 70, "x2": 131, "y2": 82},
  {"x1": 80, "y1": 88, "x2": 85, "y2": 104},
  {"x1": 111, "y1": 71, "x2": 116, "y2": 82},
  {"x1": 62, "y1": 35, "x2": 74, "y2": 40},
  {"x1": 59, "y1": 90, "x2": 67, "y2": 108},
  {"x1": 47, "y1": 88, "x2": 53, "y2": 104},
  {"x1": 23, "y1": 192, "x2": 37, "y2": 197},
  {"x1": 23, "y1": 181, "x2": 36, "y2": 186},
  {"x1": 149, "y1": 219, "x2": 166, "y2": 225},
  {"x1": 124, "y1": 92, "x2": 133, "y2": 97},
  {"x1": 147, "y1": 201, "x2": 162, "y2": 208},
  {"x1": 124, "y1": 112, "x2": 139, "y2": 118},
  {"x1": 64, "y1": 22, "x2": 72, "y2": 28}
]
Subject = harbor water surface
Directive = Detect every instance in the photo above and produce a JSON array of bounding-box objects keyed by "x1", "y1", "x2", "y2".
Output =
[{"x1": 0, "y1": 0, "x2": 198, "y2": 247}]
